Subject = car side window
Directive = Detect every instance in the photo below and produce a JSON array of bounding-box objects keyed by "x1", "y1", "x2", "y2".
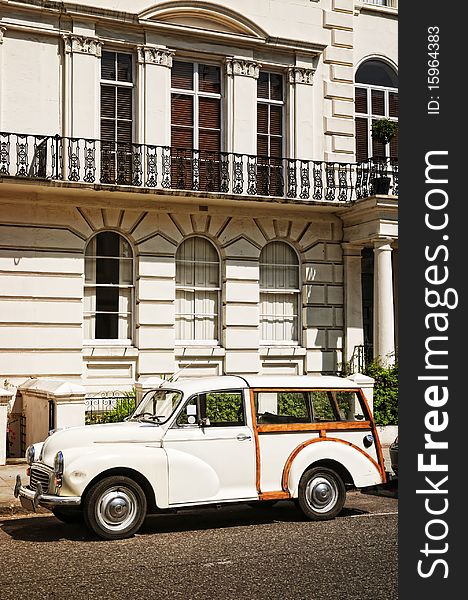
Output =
[
  {"x1": 203, "y1": 390, "x2": 245, "y2": 427},
  {"x1": 176, "y1": 390, "x2": 245, "y2": 427},
  {"x1": 310, "y1": 392, "x2": 338, "y2": 421},
  {"x1": 255, "y1": 391, "x2": 311, "y2": 424}
]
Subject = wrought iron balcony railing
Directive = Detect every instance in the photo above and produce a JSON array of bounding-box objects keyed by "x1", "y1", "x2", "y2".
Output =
[{"x1": 0, "y1": 132, "x2": 398, "y2": 202}]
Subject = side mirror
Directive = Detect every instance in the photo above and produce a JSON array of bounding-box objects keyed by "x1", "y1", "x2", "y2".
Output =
[{"x1": 199, "y1": 417, "x2": 211, "y2": 428}]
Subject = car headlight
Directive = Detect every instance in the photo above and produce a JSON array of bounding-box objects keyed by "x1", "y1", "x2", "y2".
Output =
[
  {"x1": 26, "y1": 445, "x2": 35, "y2": 465},
  {"x1": 54, "y1": 451, "x2": 64, "y2": 477}
]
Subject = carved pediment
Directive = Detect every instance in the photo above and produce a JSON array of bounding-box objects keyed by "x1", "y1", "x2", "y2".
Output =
[{"x1": 139, "y1": 2, "x2": 267, "y2": 39}]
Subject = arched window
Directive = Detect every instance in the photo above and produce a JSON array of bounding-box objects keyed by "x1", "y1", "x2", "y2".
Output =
[
  {"x1": 84, "y1": 231, "x2": 134, "y2": 342},
  {"x1": 175, "y1": 237, "x2": 220, "y2": 342},
  {"x1": 355, "y1": 59, "x2": 398, "y2": 162},
  {"x1": 260, "y1": 242, "x2": 300, "y2": 343}
]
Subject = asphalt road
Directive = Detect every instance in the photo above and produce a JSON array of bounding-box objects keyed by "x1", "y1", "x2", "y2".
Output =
[{"x1": 0, "y1": 490, "x2": 397, "y2": 600}]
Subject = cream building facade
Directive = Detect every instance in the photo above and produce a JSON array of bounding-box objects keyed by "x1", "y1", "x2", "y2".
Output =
[{"x1": 0, "y1": 0, "x2": 398, "y2": 456}]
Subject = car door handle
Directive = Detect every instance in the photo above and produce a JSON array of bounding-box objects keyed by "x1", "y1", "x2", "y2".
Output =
[{"x1": 236, "y1": 433, "x2": 252, "y2": 441}]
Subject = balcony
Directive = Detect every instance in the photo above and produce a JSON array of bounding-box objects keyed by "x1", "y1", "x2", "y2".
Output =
[
  {"x1": 0, "y1": 132, "x2": 398, "y2": 203},
  {"x1": 363, "y1": 0, "x2": 397, "y2": 8}
]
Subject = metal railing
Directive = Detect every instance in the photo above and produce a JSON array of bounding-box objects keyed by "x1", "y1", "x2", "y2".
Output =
[
  {"x1": 85, "y1": 391, "x2": 136, "y2": 425},
  {"x1": 0, "y1": 132, "x2": 398, "y2": 201},
  {"x1": 351, "y1": 343, "x2": 374, "y2": 373},
  {"x1": 363, "y1": 0, "x2": 397, "y2": 8}
]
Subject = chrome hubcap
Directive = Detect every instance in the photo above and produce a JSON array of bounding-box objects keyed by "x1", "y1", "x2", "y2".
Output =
[
  {"x1": 96, "y1": 486, "x2": 138, "y2": 532},
  {"x1": 305, "y1": 476, "x2": 338, "y2": 513}
]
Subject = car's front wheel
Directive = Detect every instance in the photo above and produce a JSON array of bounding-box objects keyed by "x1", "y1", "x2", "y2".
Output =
[
  {"x1": 297, "y1": 467, "x2": 346, "y2": 521},
  {"x1": 83, "y1": 476, "x2": 147, "y2": 540}
]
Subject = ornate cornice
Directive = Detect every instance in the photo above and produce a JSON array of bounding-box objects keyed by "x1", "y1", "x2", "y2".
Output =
[
  {"x1": 137, "y1": 46, "x2": 175, "y2": 67},
  {"x1": 62, "y1": 34, "x2": 103, "y2": 57},
  {"x1": 288, "y1": 67, "x2": 315, "y2": 85},
  {"x1": 225, "y1": 58, "x2": 262, "y2": 79}
]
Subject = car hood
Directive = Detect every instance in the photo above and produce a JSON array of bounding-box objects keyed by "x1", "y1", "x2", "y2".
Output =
[{"x1": 39, "y1": 421, "x2": 164, "y2": 467}]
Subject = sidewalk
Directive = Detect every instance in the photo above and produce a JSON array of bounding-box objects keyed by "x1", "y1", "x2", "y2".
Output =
[{"x1": 0, "y1": 459, "x2": 31, "y2": 515}]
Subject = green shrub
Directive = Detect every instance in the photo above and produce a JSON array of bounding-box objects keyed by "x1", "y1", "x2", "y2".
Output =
[{"x1": 365, "y1": 362, "x2": 398, "y2": 425}]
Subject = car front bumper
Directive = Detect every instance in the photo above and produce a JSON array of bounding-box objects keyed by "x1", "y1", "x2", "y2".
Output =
[{"x1": 14, "y1": 475, "x2": 81, "y2": 512}]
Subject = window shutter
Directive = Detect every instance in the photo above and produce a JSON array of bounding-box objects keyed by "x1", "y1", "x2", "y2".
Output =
[
  {"x1": 270, "y1": 105, "x2": 283, "y2": 136},
  {"x1": 172, "y1": 61, "x2": 194, "y2": 90},
  {"x1": 270, "y1": 74, "x2": 283, "y2": 101},
  {"x1": 257, "y1": 72, "x2": 269, "y2": 99},
  {"x1": 199, "y1": 97, "x2": 221, "y2": 153},
  {"x1": 389, "y1": 92, "x2": 399, "y2": 117},
  {"x1": 355, "y1": 117, "x2": 369, "y2": 162},
  {"x1": 171, "y1": 94, "x2": 193, "y2": 149},
  {"x1": 101, "y1": 51, "x2": 115, "y2": 80},
  {"x1": 355, "y1": 87, "x2": 367, "y2": 114},
  {"x1": 199, "y1": 64, "x2": 221, "y2": 94},
  {"x1": 371, "y1": 90, "x2": 385, "y2": 116}
]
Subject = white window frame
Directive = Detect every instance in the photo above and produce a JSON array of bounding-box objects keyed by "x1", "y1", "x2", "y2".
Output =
[
  {"x1": 355, "y1": 82, "x2": 398, "y2": 159},
  {"x1": 175, "y1": 236, "x2": 221, "y2": 346},
  {"x1": 171, "y1": 60, "x2": 224, "y2": 151},
  {"x1": 257, "y1": 70, "x2": 286, "y2": 159},
  {"x1": 83, "y1": 231, "x2": 135, "y2": 346},
  {"x1": 100, "y1": 49, "x2": 136, "y2": 179},
  {"x1": 259, "y1": 241, "x2": 301, "y2": 346}
]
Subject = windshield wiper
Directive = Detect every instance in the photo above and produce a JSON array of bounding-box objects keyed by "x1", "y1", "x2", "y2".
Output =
[{"x1": 130, "y1": 412, "x2": 163, "y2": 424}]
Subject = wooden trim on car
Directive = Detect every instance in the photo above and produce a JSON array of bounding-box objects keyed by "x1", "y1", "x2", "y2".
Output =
[
  {"x1": 257, "y1": 421, "x2": 371, "y2": 434},
  {"x1": 259, "y1": 491, "x2": 291, "y2": 501},
  {"x1": 281, "y1": 436, "x2": 385, "y2": 492},
  {"x1": 249, "y1": 388, "x2": 262, "y2": 494},
  {"x1": 356, "y1": 389, "x2": 387, "y2": 483}
]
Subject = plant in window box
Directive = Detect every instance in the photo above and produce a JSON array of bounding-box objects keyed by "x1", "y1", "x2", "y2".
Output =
[{"x1": 370, "y1": 118, "x2": 398, "y2": 195}]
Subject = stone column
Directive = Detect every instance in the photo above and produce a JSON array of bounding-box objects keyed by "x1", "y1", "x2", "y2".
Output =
[
  {"x1": 342, "y1": 243, "x2": 364, "y2": 368},
  {"x1": 137, "y1": 46, "x2": 174, "y2": 147},
  {"x1": 0, "y1": 388, "x2": 15, "y2": 465},
  {"x1": 373, "y1": 240, "x2": 395, "y2": 364}
]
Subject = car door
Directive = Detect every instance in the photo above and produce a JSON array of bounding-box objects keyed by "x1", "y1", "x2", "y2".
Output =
[{"x1": 163, "y1": 388, "x2": 257, "y2": 505}]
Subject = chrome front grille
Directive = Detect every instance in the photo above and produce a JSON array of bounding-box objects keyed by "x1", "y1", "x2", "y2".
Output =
[{"x1": 30, "y1": 466, "x2": 51, "y2": 493}]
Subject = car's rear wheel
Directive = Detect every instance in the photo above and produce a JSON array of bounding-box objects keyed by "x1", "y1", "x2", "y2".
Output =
[
  {"x1": 297, "y1": 467, "x2": 346, "y2": 521},
  {"x1": 83, "y1": 476, "x2": 147, "y2": 540}
]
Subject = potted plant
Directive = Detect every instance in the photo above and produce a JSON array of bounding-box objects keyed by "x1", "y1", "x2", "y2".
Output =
[{"x1": 370, "y1": 118, "x2": 398, "y2": 194}]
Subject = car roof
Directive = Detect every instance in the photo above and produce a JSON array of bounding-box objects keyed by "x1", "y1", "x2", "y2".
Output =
[{"x1": 158, "y1": 375, "x2": 360, "y2": 396}]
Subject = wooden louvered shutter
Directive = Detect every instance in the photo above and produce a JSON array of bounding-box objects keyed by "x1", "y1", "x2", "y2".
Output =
[
  {"x1": 100, "y1": 51, "x2": 133, "y2": 184},
  {"x1": 355, "y1": 117, "x2": 369, "y2": 162},
  {"x1": 171, "y1": 62, "x2": 194, "y2": 189},
  {"x1": 355, "y1": 87, "x2": 367, "y2": 114}
]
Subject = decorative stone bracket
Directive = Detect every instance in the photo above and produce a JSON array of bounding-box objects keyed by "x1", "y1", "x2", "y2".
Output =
[
  {"x1": 62, "y1": 34, "x2": 104, "y2": 57},
  {"x1": 137, "y1": 46, "x2": 175, "y2": 67},
  {"x1": 225, "y1": 58, "x2": 262, "y2": 79}
]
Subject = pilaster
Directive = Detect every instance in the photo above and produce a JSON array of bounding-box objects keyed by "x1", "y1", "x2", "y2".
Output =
[
  {"x1": 342, "y1": 243, "x2": 364, "y2": 366},
  {"x1": 225, "y1": 58, "x2": 262, "y2": 155},
  {"x1": 137, "y1": 46, "x2": 174, "y2": 147},
  {"x1": 322, "y1": 0, "x2": 355, "y2": 162},
  {"x1": 62, "y1": 33, "x2": 103, "y2": 139}
]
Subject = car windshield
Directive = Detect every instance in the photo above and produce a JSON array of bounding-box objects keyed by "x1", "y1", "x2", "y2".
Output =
[{"x1": 130, "y1": 389, "x2": 183, "y2": 424}]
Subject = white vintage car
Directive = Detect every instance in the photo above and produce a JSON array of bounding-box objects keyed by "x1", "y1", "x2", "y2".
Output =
[{"x1": 15, "y1": 375, "x2": 386, "y2": 539}]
